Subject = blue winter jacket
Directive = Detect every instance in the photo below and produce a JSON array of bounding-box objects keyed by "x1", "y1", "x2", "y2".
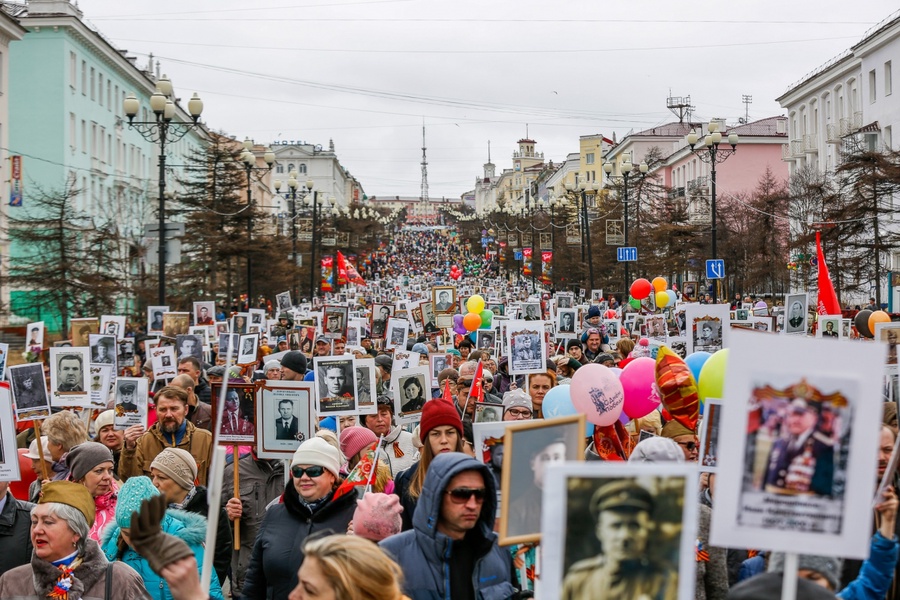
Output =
[
  {"x1": 100, "y1": 508, "x2": 224, "y2": 600},
  {"x1": 380, "y1": 452, "x2": 518, "y2": 600},
  {"x1": 838, "y1": 531, "x2": 900, "y2": 600}
]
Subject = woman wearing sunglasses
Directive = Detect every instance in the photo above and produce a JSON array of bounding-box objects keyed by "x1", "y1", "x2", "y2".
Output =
[{"x1": 243, "y1": 437, "x2": 358, "y2": 600}]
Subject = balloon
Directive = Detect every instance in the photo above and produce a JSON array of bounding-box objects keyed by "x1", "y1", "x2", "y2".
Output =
[
  {"x1": 855, "y1": 310, "x2": 874, "y2": 339},
  {"x1": 684, "y1": 351, "x2": 711, "y2": 383},
  {"x1": 604, "y1": 309, "x2": 618, "y2": 319},
  {"x1": 620, "y1": 357, "x2": 659, "y2": 419},
  {"x1": 453, "y1": 314, "x2": 464, "y2": 327},
  {"x1": 479, "y1": 309, "x2": 494, "y2": 328},
  {"x1": 629, "y1": 297, "x2": 641, "y2": 310},
  {"x1": 609, "y1": 367, "x2": 623, "y2": 378},
  {"x1": 698, "y1": 348, "x2": 730, "y2": 401},
  {"x1": 619, "y1": 412, "x2": 631, "y2": 426},
  {"x1": 654, "y1": 346, "x2": 699, "y2": 431},
  {"x1": 543, "y1": 386, "x2": 593, "y2": 436},
  {"x1": 655, "y1": 291, "x2": 668, "y2": 309},
  {"x1": 570, "y1": 364, "x2": 625, "y2": 426},
  {"x1": 665, "y1": 290, "x2": 677, "y2": 307},
  {"x1": 630, "y1": 278, "x2": 652, "y2": 300},
  {"x1": 462, "y1": 312, "x2": 481, "y2": 332},
  {"x1": 450, "y1": 271, "x2": 462, "y2": 280},
  {"x1": 869, "y1": 310, "x2": 891, "y2": 335},
  {"x1": 466, "y1": 294, "x2": 486, "y2": 314},
  {"x1": 652, "y1": 277, "x2": 668, "y2": 293}
]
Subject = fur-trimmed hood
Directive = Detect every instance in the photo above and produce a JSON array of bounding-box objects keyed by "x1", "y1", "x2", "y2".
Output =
[{"x1": 100, "y1": 507, "x2": 208, "y2": 553}]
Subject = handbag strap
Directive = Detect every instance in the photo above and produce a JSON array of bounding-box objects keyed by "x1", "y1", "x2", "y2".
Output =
[{"x1": 105, "y1": 562, "x2": 113, "y2": 600}]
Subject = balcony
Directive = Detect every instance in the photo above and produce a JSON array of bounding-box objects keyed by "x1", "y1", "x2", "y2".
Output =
[
  {"x1": 852, "y1": 111, "x2": 863, "y2": 130},
  {"x1": 782, "y1": 144, "x2": 794, "y2": 160},
  {"x1": 803, "y1": 133, "x2": 818, "y2": 153},
  {"x1": 790, "y1": 140, "x2": 804, "y2": 157},
  {"x1": 826, "y1": 123, "x2": 841, "y2": 144},
  {"x1": 840, "y1": 117, "x2": 853, "y2": 136}
]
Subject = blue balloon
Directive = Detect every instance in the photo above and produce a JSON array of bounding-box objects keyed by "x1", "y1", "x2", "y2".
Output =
[
  {"x1": 542, "y1": 385, "x2": 592, "y2": 436},
  {"x1": 685, "y1": 351, "x2": 711, "y2": 383}
]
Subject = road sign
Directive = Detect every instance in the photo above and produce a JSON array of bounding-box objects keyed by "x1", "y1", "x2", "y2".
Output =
[
  {"x1": 616, "y1": 247, "x2": 637, "y2": 262},
  {"x1": 706, "y1": 259, "x2": 725, "y2": 279},
  {"x1": 144, "y1": 222, "x2": 185, "y2": 238},
  {"x1": 514, "y1": 251, "x2": 523, "y2": 260}
]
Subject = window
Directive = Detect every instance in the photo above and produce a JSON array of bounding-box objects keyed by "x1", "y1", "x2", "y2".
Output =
[
  {"x1": 91, "y1": 123, "x2": 97, "y2": 158},
  {"x1": 298, "y1": 163, "x2": 307, "y2": 174},
  {"x1": 90, "y1": 67, "x2": 95, "y2": 101},
  {"x1": 69, "y1": 52, "x2": 76, "y2": 89},
  {"x1": 98, "y1": 73, "x2": 103, "y2": 106},
  {"x1": 287, "y1": 163, "x2": 295, "y2": 173},
  {"x1": 81, "y1": 60, "x2": 86, "y2": 95},
  {"x1": 107, "y1": 80, "x2": 111, "y2": 110},
  {"x1": 69, "y1": 113, "x2": 76, "y2": 151},
  {"x1": 886, "y1": 126, "x2": 893, "y2": 151},
  {"x1": 81, "y1": 120, "x2": 86, "y2": 154},
  {"x1": 886, "y1": 61, "x2": 893, "y2": 97},
  {"x1": 869, "y1": 69, "x2": 876, "y2": 103},
  {"x1": 585, "y1": 152, "x2": 595, "y2": 164},
  {"x1": 276, "y1": 164, "x2": 284, "y2": 173}
]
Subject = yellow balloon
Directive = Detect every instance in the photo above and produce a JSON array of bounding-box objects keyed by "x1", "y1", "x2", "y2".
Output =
[
  {"x1": 652, "y1": 276, "x2": 668, "y2": 293},
  {"x1": 466, "y1": 294, "x2": 486, "y2": 315},
  {"x1": 869, "y1": 310, "x2": 891, "y2": 335},
  {"x1": 698, "y1": 348, "x2": 729, "y2": 401},
  {"x1": 655, "y1": 291, "x2": 668, "y2": 308}
]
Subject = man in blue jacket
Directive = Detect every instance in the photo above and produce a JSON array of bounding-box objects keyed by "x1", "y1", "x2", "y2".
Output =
[{"x1": 381, "y1": 452, "x2": 519, "y2": 600}]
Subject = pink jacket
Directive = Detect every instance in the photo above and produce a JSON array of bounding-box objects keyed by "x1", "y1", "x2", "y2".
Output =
[{"x1": 90, "y1": 482, "x2": 118, "y2": 542}]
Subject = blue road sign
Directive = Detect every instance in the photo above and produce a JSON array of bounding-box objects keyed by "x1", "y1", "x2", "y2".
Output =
[
  {"x1": 616, "y1": 247, "x2": 638, "y2": 262},
  {"x1": 706, "y1": 259, "x2": 725, "y2": 280},
  {"x1": 514, "y1": 251, "x2": 523, "y2": 260}
]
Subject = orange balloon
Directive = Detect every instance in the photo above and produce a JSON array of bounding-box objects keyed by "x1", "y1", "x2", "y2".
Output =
[
  {"x1": 652, "y1": 276, "x2": 668, "y2": 293},
  {"x1": 869, "y1": 310, "x2": 891, "y2": 335},
  {"x1": 463, "y1": 312, "x2": 482, "y2": 332}
]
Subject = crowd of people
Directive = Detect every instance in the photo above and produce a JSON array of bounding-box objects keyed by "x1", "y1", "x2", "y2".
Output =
[{"x1": 1, "y1": 226, "x2": 898, "y2": 600}]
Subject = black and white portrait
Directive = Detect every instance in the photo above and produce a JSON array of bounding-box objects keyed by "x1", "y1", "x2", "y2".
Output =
[
  {"x1": 257, "y1": 382, "x2": 315, "y2": 458},
  {"x1": 25, "y1": 321, "x2": 44, "y2": 351},
  {"x1": 147, "y1": 306, "x2": 168, "y2": 335},
  {"x1": 89, "y1": 334, "x2": 117, "y2": 365},
  {"x1": 371, "y1": 304, "x2": 394, "y2": 339},
  {"x1": 475, "y1": 330, "x2": 496, "y2": 353},
  {"x1": 176, "y1": 334, "x2": 203, "y2": 363},
  {"x1": 238, "y1": 334, "x2": 259, "y2": 364},
  {"x1": 354, "y1": 357, "x2": 377, "y2": 414},
  {"x1": 218, "y1": 333, "x2": 239, "y2": 363},
  {"x1": 398, "y1": 373, "x2": 428, "y2": 414},
  {"x1": 693, "y1": 320, "x2": 721, "y2": 353},
  {"x1": 275, "y1": 291, "x2": 293, "y2": 314},
  {"x1": 430, "y1": 353, "x2": 448, "y2": 386},
  {"x1": 784, "y1": 294, "x2": 808, "y2": 335},
  {"x1": 313, "y1": 356, "x2": 358, "y2": 416},
  {"x1": 557, "y1": 294, "x2": 574, "y2": 309},
  {"x1": 163, "y1": 312, "x2": 190, "y2": 338},
  {"x1": 100, "y1": 315, "x2": 126, "y2": 341},
  {"x1": 232, "y1": 313, "x2": 249, "y2": 335},
  {"x1": 475, "y1": 403, "x2": 502, "y2": 423},
  {"x1": 385, "y1": 318, "x2": 409, "y2": 351},
  {"x1": 114, "y1": 378, "x2": 149, "y2": 429},
  {"x1": 324, "y1": 305, "x2": 349, "y2": 339},
  {"x1": 507, "y1": 321, "x2": 546, "y2": 375},
  {"x1": 522, "y1": 302, "x2": 541, "y2": 321},
  {"x1": 8, "y1": 363, "x2": 50, "y2": 419},
  {"x1": 557, "y1": 309, "x2": 576, "y2": 336},
  {"x1": 420, "y1": 301, "x2": 438, "y2": 333},
  {"x1": 432, "y1": 286, "x2": 457, "y2": 314},
  {"x1": 49, "y1": 347, "x2": 91, "y2": 407},
  {"x1": 819, "y1": 317, "x2": 841, "y2": 340}
]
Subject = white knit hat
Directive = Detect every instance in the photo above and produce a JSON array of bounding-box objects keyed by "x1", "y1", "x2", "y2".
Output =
[
  {"x1": 291, "y1": 437, "x2": 341, "y2": 479},
  {"x1": 93, "y1": 410, "x2": 115, "y2": 436}
]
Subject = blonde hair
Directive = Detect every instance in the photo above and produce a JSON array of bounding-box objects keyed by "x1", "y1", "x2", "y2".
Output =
[
  {"x1": 43, "y1": 410, "x2": 88, "y2": 452},
  {"x1": 301, "y1": 534, "x2": 404, "y2": 600},
  {"x1": 616, "y1": 338, "x2": 635, "y2": 358}
]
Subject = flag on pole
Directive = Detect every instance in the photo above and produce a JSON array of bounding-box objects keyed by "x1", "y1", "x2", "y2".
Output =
[
  {"x1": 337, "y1": 251, "x2": 367, "y2": 286},
  {"x1": 815, "y1": 231, "x2": 841, "y2": 315},
  {"x1": 332, "y1": 441, "x2": 379, "y2": 500}
]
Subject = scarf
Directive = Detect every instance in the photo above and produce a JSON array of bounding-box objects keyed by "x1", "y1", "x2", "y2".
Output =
[
  {"x1": 48, "y1": 554, "x2": 84, "y2": 600},
  {"x1": 162, "y1": 420, "x2": 188, "y2": 446},
  {"x1": 170, "y1": 486, "x2": 198, "y2": 510}
]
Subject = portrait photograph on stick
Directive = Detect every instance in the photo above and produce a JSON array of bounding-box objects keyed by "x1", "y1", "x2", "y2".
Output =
[
  {"x1": 100, "y1": 315, "x2": 126, "y2": 340},
  {"x1": 113, "y1": 377, "x2": 149, "y2": 430},
  {"x1": 0, "y1": 386, "x2": 20, "y2": 481},
  {"x1": 147, "y1": 305, "x2": 168, "y2": 334},
  {"x1": 162, "y1": 311, "x2": 190, "y2": 337},
  {"x1": 70, "y1": 317, "x2": 98, "y2": 347},
  {"x1": 783, "y1": 292, "x2": 809, "y2": 335},
  {"x1": 506, "y1": 320, "x2": 548, "y2": 376},
  {"x1": 8, "y1": 362, "x2": 51, "y2": 420},
  {"x1": 384, "y1": 317, "x2": 410, "y2": 351},
  {"x1": 193, "y1": 301, "x2": 216, "y2": 326},
  {"x1": 313, "y1": 355, "x2": 358, "y2": 416},
  {"x1": 211, "y1": 382, "x2": 258, "y2": 444},
  {"x1": 323, "y1": 304, "x2": 349, "y2": 339},
  {"x1": 354, "y1": 357, "x2": 377, "y2": 415},
  {"x1": 370, "y1": 303, "x2": 394, "y2": 339},
  {"x1": 685, "y1": 303, "x2": 730, "y2": 356},
  {"x1": 391, "y1": 365, "x2": 431, "y2": 421},
  {"x1": 256, "y1": 381, "x2": 316, "y2": 459},
  {"x1": 699, "y1": 399, "x2": 722, "y2": 472},
  {"x1": 237, "y1": 333, "x2": 259, "y2": 365},
  {"x1": 49, "y1": 346, "x2": 91, "y2": 408}
]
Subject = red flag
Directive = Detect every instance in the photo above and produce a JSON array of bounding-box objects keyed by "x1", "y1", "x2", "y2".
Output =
[
  {"x1": 332, "y1": 441, "x2": 378, "y2": 500},
  {"x1": 337, "y1": 251, "x2": 367, "y2": 287},
  {"x1": 442, "y1": 377, "x2": 454, "y2": 404},
  {"x1": 467, "y1": 360, "x2": 484, "y2": 404},
  {"x1": 815, "y1": 231, "x2": 841, "y2": 315}
]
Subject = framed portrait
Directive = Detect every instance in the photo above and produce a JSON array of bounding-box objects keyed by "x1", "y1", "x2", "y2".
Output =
[
  {"x1": 385, "y1": 317, "x2": 410, "y2": 351},
  {"x1": 88, "y1": 334, "x2": 117, "y2": 369},
  {"x1": 666, "y1": 336, "x2": 687, "y2": 359},
  {"x1": 685, "y1": 303, "x2": 730, "y2": 356},
  {"x1": 590, "y1": 289, "x2": 604, "y2": 304},
  {"x1": 409, "y1": 303, "x2": 424, "y2": 334},
  {"x1": 682, "y1": 280, "x2": 698, "y2": 303},
  {"x1": 487, "y1": 302, "x2": 505, "y2": 317},
  {"x1": 556, "y1": 293, "x2": 574, "y2": 309},
  {"x1": 323, "y1": 305, "x2": 349, "y2": 340},
  {"x1": 432, "y1": 286, "x2": 456, "y2": 315},
  {"x1": 25, "y1": 321, "x2": 44, "y2": 351},
  {"x1": 429, "y1": 353, "x2": 449, "y2": 386},
  {"x1": 645, "y1": 315, "x2": 667, "y2": 342},
  {"x1": 391, "y1": 365, "x2": 431, "y2": 421},
  {"x1": 500, "y1": 414, "x2": 586, "y2": 545},
  {"x1": 99, "y1": 315, "x2": 126, "y2": 341},
  {"x1": 474, "y1": 402, "x2": 503, "y2": 423},
  {"x1": 556, "y1": 308, "x2": 577, "y2": 338},
  {"x1": 842, "y1": 318, "x2": 853, "y2": 339},
  {"x1": 113, "y1": 377, "x2": 149, "y2": 430},
  {"x1": 163, "y1": 312, "x2": 190, "y2": 337},
  {"x1": 750, "y1": 316, "x2": 773, "y2": 333},
  {"x1": 70, "y1": 317, "x2": 98, "y2": 348},
  {"x1": 275, "y1": 291, "x2": 293, "y2": 314},
  {"x1": 783, "y1": 293, "x2": 809, "y2": 335},
  {"x1": 354, "y1": 357, "x2": 377, "y2": 415},
  {"x1": 419, "y1": 301, "x2": 439, "y2": 334},
  {"x1": 8, "y1": 363, "x2": 51, "y2": 420},
  {"x1": 189, "y1": 327, "x2": 210, "y2": 346},
  {"x1": 475, "y1": 330, "x2": 497, "y2": 355},
  {"x1": 506, "y1": 320, "x2": 548, "y2": 376},
  {"x1": 237, "y1": 334, "x2": 259, "y2": 365},
  {"x1": 698, "y1": 398, "x2": 722, "y2": 472},
  {"x1": 217, "y1": 333, "x2": 239, "y2": 363},
  {"x1": 291, "y1": 326, "x2": 316, "y2": 356},
  {"x1": 473, "y1": 421, "x2": 517, "y2": 490},
  {"x1": 520, "y1": 302, "x2": 542, "y2": 322},
  {"x1": 231, "y1": 313, "x2": 249, "y2": 335},
  {"x1": 210, "y1": 382, "x2": 258, "y2": 445},
  {"x1": 711, "y1": 330, "x2": 886, "y2": 558},
  {"x1": 88, "y1": 364, "x2": 112, "y2": 408},
  {"x1": 346, "y1": 321, "x2": 361, "y2": 347},
  {"x1": 215, "y1": 321, "x2": 229, "y2": 337},
  {"x1": 541, "y1": 462, "x2": 699, "y2": 600},
  {"x1": 149, "y1": 345, "x2": 177, "y2": 381},
  {"x1": 256, "y1": 381, "x2": 315, "y2": 458},
  {"x1": 313, "y1": 356, "x2": 358, "y2": 416},
  {"x1": 370, "y1": 303, "x2": 394, "y2": 340},
  {"x1": 817, "y1": 316, "x2": 843, "y2": 340},
  {"x1": 875, "y1": 322, "x2": 900, "y2": 366},
  {"x1": 248, "y1": 308, "x2": 266, "y2": 331},
  {"x1": 176, "y1": 334, "x2": 204, "y2": 363},
  {"x1": 193, "y1": 301, "x2": 216, "y2": 326},
  {"x1": 0, "y1": 343, "x2": 8, "y2": 381},
  {"x1": 147, "y1": 306, "x2": 168, "y2": 335},
  {"x1": 0, "y1": 385, "x2": 20, "y2": 481},
  {"x1": 49, "y1": 347, "x2": 91, "y2": 407}
]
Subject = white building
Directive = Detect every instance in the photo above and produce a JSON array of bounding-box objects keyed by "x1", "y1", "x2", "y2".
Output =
[{"x1": 270, "y1": 139, "x2": 363, "y2": 210}]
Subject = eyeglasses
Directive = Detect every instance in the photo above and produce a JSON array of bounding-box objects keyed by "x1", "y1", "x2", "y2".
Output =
[
  {"x1": 506, "y1": 408, "x2": 532, "y2": 418},
  {"x1": 445, "y1": 487, "x2": 487, "y2": 504},
  {"x1": 291, "y1": 465, "x2": 326, "y2": 479},
  {"x1": 677, "y1": 441, "x2": 698, "y2": 451}
]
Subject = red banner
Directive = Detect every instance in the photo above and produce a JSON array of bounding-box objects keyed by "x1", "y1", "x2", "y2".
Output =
[
  {"x1": 523, "y1": 247, "x2": 532, "y2": 277},
  {"x1": 540, "y1": 251, "x2": 552, "y2": 284},
  {"x1": 337, "y1": 250, "x2": 366, "y2": 287},
  {"x1": 815, "y1": 231, "x2": 841, "y2": 315},
  {"x1": 321, "y1": 256, "x2": 334, "y2": 293}
]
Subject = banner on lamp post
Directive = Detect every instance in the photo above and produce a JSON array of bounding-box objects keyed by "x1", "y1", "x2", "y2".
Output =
[
  {"x1": 541, "y1": 251, "x2": 553, "y2": 284},
  {"x1": 9, "y1": 156, "x2": 22, "y2": 207},
  {"x1": 523, "y1": 247, "x2": 532, "y2": 277},
  {"x1": 321, "y1": 256, "x2": 334, "y2": 293}
]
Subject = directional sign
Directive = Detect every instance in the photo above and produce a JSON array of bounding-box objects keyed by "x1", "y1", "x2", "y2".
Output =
[
  {"x1": 514, "y1": 251, "x2": 523, "y2": 260},
  {"x1": 706, "y1": 259, "x2": 725, "y2": 280},
  {"x1": 617, "y1": 247, "x2": 637, "y2": 262}
]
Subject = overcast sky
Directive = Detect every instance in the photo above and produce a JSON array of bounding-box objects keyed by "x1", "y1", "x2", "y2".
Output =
[{"x1": 78, "y1": 0, "x2": 896, "y2": 199}]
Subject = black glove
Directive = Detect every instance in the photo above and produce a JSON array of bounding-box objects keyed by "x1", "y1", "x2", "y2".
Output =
[{"x1": 128, "y1": 494, "x2": 195, "y2": 575}]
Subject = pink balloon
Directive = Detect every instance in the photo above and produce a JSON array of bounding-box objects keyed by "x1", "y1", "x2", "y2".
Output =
[
  {"x1": 570, "y1": 363, "x2": 625, "y2": 426},
  {"x1": 619, "y1": 357, "x2": 660, "y2": 419}
]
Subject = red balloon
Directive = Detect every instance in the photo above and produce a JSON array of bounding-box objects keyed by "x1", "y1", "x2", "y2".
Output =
[{"x1": 630, "y1": 278, "x2": 652, "y2": 300}]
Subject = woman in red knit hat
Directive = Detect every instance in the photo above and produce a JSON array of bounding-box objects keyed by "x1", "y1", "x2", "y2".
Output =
[{"x1": 392, "y1": 397, "x2": 464, "y2": 531}]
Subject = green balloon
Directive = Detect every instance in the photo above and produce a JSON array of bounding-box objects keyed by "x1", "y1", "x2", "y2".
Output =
[
  {"x1": 629, "y1": 297, "x2": 641, "y2": 310},
  {"x1": 479, "y1": 309, "x2": 494, "y2": 328}
]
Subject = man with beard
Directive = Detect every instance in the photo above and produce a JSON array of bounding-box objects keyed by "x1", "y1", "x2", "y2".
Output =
[{"x1": 119, "y1": 385, "x2": 214, "y2": 485}]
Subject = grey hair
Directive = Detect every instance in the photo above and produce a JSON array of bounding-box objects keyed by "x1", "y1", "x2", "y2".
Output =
[{"x1": 33, "y1": 502, "x2": 90, "y2": 555}]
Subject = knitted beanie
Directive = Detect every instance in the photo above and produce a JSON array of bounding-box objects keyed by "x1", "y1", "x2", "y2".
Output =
[
  {"x1": 502, "y1": 389, "x2": 533, "y2": 414},
  {"x1": 281, "y1": 351, "x2": 307, "y2": 375},
  {"x1": 67, "y1": 442, "x2": 114, "y2": 482},
  {"x1": 419, "y1": 398, "x2": 463, "y2": 443},
  {"x1": 116, "y1": 476, "x2": 160, "y2": 528},
  {"x1": 768, "y1": 553, "x2": 843, "y2": 592},
  {"x1": 339, "y1": 426, "x2": 377, "y2": 461},
  {"x1": 263, "y1": 360, "x2": 281, "y2": 373},
  {"x1": 93, "y1": 410, "x2": 115, "y2": 436},
  {"x1": 291, "y1": 437, "x2": 341, "y2": 479},
  {"x1": 353, "y1": 493, "x2": 403, "y2": 542},
  {"x1": 628, "y1": 437, "x2": 685, "y2": 463},
  {"x1": 150, "y1": 448, "x2": 198, "y2": 491}
]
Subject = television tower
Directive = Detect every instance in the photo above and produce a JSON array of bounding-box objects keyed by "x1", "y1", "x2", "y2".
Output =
[{"x1": 420, "y1": 125, "x2": 429, "y2": 202}]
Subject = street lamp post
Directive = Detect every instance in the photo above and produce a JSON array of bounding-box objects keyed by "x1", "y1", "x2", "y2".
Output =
[
  {"x1": 687, "y1": 122, "x2": 739, "y2": 303},
  {"x1": 604, "y1": 155, "x2": 648, "y2": 299},
  {"x1": 239, "y1": 140, "x2": 276, "y2": 307},
  {"x1": 123, "y1": 77, "x2": 204, "y2": 305},
  {"x1": 565, "y1": 179, "x2": 600, "y2": 292},
  {"x1": 274, "y1": 171, "x2": 308, "y2": 302}
]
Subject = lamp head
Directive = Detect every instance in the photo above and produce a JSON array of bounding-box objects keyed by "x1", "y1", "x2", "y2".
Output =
[
  {"x1": 687, "y1": 128, "x2": 698, "y2": 146},
  {"x1": 264, "y1": 147, "x2": 275, "y2": 166},
  {"x1": 123, "y1": 93, "x2": 139, "y2": 121},
  {"x1": 187, "y1": 93, "x2": 203, "y2": 121}
]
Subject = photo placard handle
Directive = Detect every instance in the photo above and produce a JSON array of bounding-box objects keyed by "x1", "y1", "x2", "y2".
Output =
[{"x1": 781, "y1": 552, "x2": 798, "y2": 600}]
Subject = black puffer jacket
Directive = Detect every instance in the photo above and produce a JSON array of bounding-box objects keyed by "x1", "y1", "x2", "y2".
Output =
[
  {"x1": 0, "y1": 491, "x2": 34, "y2": 574},
  {"x1": 181, "y1": 486, "x2": 233, "y2": 589},
  {"x1": 242, "y1": 483, "x2": 358, "y2": 600}
]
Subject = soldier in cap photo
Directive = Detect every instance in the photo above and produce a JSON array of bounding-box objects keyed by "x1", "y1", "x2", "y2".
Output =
[
  {"x1": 117, "y1": 381, "x2": 139, "y2": 412},
  {"x1": 562, "y1": 480, "x2": 677, "y2": 600}
]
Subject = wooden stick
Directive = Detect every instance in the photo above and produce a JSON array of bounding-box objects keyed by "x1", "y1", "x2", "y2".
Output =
[
  {"x1": 232, "y1": 444, "x2": 241, "y2": 550},
  {"x1": 33, "y1": 420, "x2": 50, "y2": 482}
]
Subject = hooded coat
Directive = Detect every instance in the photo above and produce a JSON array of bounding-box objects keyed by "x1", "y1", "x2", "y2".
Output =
[
  {"x1": 380, "y1": 453, "x2": 518, "y2": 600},
  {"x1": 100, "y1": 508, "x2": 224, "y2": 600}
]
